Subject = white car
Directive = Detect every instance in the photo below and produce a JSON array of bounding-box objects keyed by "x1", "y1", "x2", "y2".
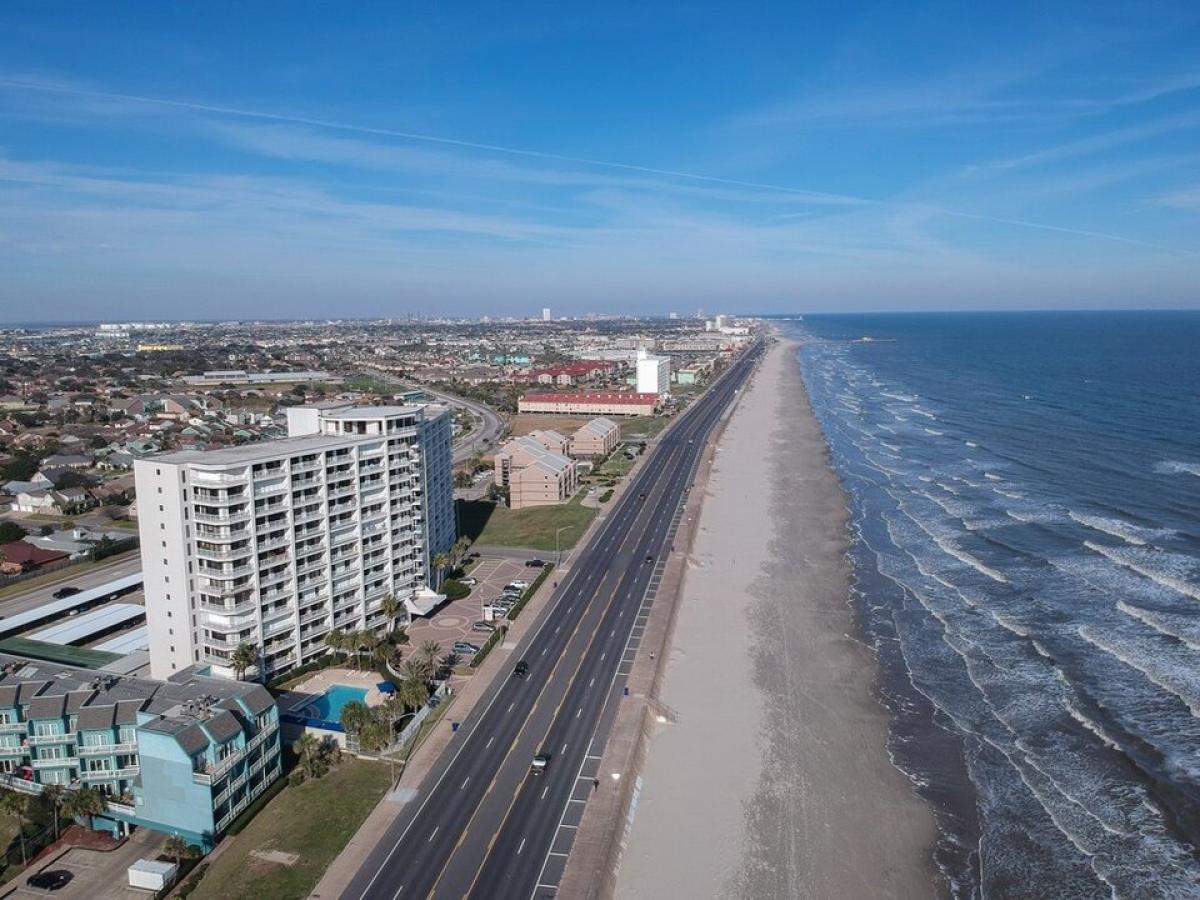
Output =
[{"x1": 506, "y1": 580, "x2": 529, "y2": 592}]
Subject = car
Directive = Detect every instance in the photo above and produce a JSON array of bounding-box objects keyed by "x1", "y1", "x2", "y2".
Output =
[
  {"x1": 525, "y1": 558, "x2": 545, "y2": 568},
  {"x1": 453, "y1": 641, "x2": 480, "y2": 655},
  {"x1": 645, "y1": 554, "x2": 654, "y2": 563},
  {"x1": 512, "y1": 660, "x2": 529, "y2": 678},
  {"x1": 506, "y1": 580, "x2": 529, "y2": 591},
  {"x1": 638, "y1": 492, "x2": 646, "y2": 500},
  {"x1": 530, "y1": 752, "x2": 551, "y2": 775},
  {"x1": 26, "y1": 870, "x2": 72, "y2": 891},
  {"x1": 461, "y1": 577, "x2": 478, "y2": 587},
  {"x1": 472, "y1": 621, "x2": 496, "y2": 633},
  {"x1": 51, "y1": 586, "x2": 81, "y2": 599}
]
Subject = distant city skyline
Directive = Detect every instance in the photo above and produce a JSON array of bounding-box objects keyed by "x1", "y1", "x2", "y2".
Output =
[{"x1": 2, "y1": 2, "x2": 1199, "y2": 320}]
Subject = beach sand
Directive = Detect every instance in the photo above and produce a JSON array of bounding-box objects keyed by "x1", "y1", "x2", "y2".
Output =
[{"x1": 615, "y1": 339, "x2": 942, "y2": 899}]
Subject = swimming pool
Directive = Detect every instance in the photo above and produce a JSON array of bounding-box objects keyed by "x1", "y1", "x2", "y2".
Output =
[{"x1": 293, "y1": 685, "x2": 368, "y2": 725}]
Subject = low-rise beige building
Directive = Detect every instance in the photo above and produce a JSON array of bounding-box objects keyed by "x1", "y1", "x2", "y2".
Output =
[
  {"x1": 494, "y1": 433, "x2": 579, "y2": 509},
  {"x1": 570, "y1": 417, "x2": 620, "y2": 457}
]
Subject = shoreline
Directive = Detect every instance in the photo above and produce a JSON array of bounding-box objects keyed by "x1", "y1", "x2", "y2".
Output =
[{"x1": 614, "y1": 337, "x2": 942, "y2": 899}]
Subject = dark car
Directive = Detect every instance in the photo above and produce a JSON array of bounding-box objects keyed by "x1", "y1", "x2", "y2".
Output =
[
  {"x1": 27, "y1": 870, "x2": 72, "y2": 891},
  {"x1": 638, "y1": 492, "x2": 646, "y2": 500},
  {"x1": 645, "y1": 554, "x2": 654, "y2": 563},
  {"x1": 51, "y1": 586, "x2": 81, "y2": 599},
  {"x1": 513, "y1": 660, "x2": 529, "y2": 678},
  {"x1": 525, "y1": 558, "x2": 545, "y2": 568}
]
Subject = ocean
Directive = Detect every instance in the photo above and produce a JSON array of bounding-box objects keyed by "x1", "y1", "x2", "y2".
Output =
[{"x1": 791, "y1": 311, "x2": 1200, "y2": 899}]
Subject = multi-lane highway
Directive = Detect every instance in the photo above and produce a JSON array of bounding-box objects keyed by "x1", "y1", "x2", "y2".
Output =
[{"x1": 346, "y1": 341, "x2": 763, "y2": 900}]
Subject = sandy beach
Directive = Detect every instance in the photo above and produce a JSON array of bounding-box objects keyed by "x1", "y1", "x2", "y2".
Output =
[{"x1": 615, "y1": 339, "x2": 942, "y2": 899}]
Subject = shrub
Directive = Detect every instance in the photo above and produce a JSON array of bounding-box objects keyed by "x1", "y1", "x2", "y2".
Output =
[
  {"x1": 599, "y1": 490, "x2": 613, "y2": 503},
  {"x1": 442, "y1": 579, "x2": 470, "y2": 601},
  {"x1": 176, "y1": 863, "x2": 209, "y2": 899},
  {"x1": 507, "y1": 564, "x2": 554, "y2": 622}
]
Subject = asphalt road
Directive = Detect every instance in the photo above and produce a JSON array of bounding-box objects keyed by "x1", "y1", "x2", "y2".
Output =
[
  {"x1": 0, "y1": 552, "x2": 143, "y2": 620},
  {"x1": 346, "y1": 342, "x2": 763, "y2": 900}
]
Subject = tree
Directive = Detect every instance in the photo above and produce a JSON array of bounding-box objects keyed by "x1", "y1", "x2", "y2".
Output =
[
  {"x1": 451, "y1": 536, "x2": 473, "y2": 569},
  {"x1": 229, "y1": 642, "x2": 258, "y2": 681},
  {"x1": 431, "y1": 552, "x2": 450, "y2": 587},
  {"x1": 380, "y1": 594, "x2": 401, "y2": 634},
  {"x1": 339, "y1": 700, "x2": 371, "y2": 736},
  {"x1": 0, "y1": 790, "x2": 28, "y2": 865},
  {"x1": 324, "y1": 629, "x2": 347, "y2": 658},
  {"x1": 420, "y1": 640, "x2": 441, "y2": 667},
  {"x1": 62, "y1": 785, "x2": 106, "y2": 831},
  {"x1": 357, "y1": 717, "x2": 392, "y2": 754},
  {"x1": 0, "y1": 521, "x2": 26, "y2": 544},
  {"x1": 396, "y1": 676, "x2": 429, "y2": 713},
  {"x1": 164, "y1": 833, "x2": 198, "y2": 866},
  {"x1": 402, "y1": 656, "x2": 432, "y2": 685},
  {"x1": 42, "y1": 783, "x2": 65, "y2": 842}
]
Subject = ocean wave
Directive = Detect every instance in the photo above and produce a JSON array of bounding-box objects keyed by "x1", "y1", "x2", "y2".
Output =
[
  {"x1": 881, "y1": 391, "x2": 919, "y2": 402},
  {"x1": 1069, "y1": 511, "x2": 1174, "y2": 548},
  {"x1": 934, "y1": 535, "x2": 1009, "y2": 583},
  {"x1": 990, "y1": 611, "x2": 1029, "y2": 637},
  {"x1": 911, "y1": 407, "x2": 938, "y2": 420},
  {"x1": 1084, "y1": 541, "x2": 1200, "y2": 602},
  {"x1": 1117, "y1": 601, "x2": 1200, "y2": 652},
  {"x1": 994, "y1": 488, "x2": 1025, "y2": 500},
  {"x1": 1077, "y1": 625, "x2": 1200, "y2": 718},
  {"x1": 1154, "y1": 460, "x2": 1200, "y2": 477},
  {"x1": 925, "y1": 427, "x2": 944, "y2": 435},
  {"x1": 1061, "y1": 698, "x2": 1123, "y2": 751},
  {"x1": 965, "y1": 441, "x2": 979, "y2": 448},
  {"x1": 984, "y1": 472, "x2": 1003, "y2": 481}
]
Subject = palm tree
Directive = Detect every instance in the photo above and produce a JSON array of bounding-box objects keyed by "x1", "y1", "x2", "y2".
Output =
[
  {"x1": 380, "y1": 594, "x2": 401, "y2": 634},
  {"x1": 420, "y1": 640, "x2": 441, "y2": 667},
  {"x1": 0, "y1": 790, "x2": 28, "y2": 865},
  {"x1": 396, "y1": 676, "x2": 429, "y2": 713},
  {"x1": 164, "y1": 833, "x2": 196, "y2": 866},
  {"x1": 324, "y1": 628, "x2": 347, "y2": 661},
  {"x1": 62, "y1": 785, "x2": 106, "y2": 831},
  {"x1": 431, "y1": 552, "x2": 450, "y2": 587},
  {"x1": 42, "y1": 783, "x2": 65, "y2": 842},
  {"x1": 339, "y1": 700, "x2": 371, "y2": 736},
  {"x1": 402, "y1": 656, "x2": 431, "y2": 685},
  {"x1": 229, "y1": 641, "x2": 258, "y2": 681},
  {"x1": 357, "y1": 717, "x2": 392, "y2": 754}
]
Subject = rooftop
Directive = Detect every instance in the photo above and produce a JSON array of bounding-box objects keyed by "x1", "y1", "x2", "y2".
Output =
[
  {"x1": 147, "y1": 432, "x2": 375, "y2": 466},
  {"x1": 522, "y1": 391, "x2": 660, "y2": 404}
]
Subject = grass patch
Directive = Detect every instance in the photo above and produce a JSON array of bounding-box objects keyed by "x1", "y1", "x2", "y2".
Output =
[
  {"x1": 620, "y1": 416, "x2": 669, "y2": 440},
  {"x1": 457, "y1": 492, "x2": 595, "y2": 552},
  {"x1": 189, "y1": 757, "x2": 390, "y2": 900}
]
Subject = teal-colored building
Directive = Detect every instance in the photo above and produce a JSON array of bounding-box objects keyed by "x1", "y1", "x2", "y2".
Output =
[{"x1": 0, "y1": 658, "x2": 281, "y2": 848}]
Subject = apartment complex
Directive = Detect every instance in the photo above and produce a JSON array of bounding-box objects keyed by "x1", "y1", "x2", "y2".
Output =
[
  {"x1": 635, "y1": 349, "x2": 671, "y2": 396},
  {"x1": 518, "y1": 391, "x2": 660, "y2": 417},
  {"x1": 0, "y1": 656, "x2": 281, "y2": 848},
  {"x1": 135, "y1": 404, "x2": 455, "y2": 681},
  {"x1": 494, "y1": 433, "x2": 578, "y2": 509},
  {"x1": 569, "y1": 417, "x2": 620, "y2": 457}
]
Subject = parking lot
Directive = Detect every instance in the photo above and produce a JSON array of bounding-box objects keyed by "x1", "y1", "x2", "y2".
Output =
[
  {"x1": 3, "y1": 827, "x2": 163, "y2": 900},
  {"x1": 406, "y1": 556, "x2": 544, "y2": 662}
]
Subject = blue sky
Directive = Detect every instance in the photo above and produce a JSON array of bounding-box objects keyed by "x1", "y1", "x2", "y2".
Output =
[{"x1": 1, "y1": 1, "x2": 1199, "y2": 320}]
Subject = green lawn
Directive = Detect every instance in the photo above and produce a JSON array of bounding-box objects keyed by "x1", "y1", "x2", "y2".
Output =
[
  {"x1": 191, "y1": 758, "x2": 390, "y2": 900},
  {"x1": 620, "y1": 415, "x2": 670, "y2": 440},
  {"x1": 594, "y1": 448, "x2": 638, "y2": 479},
  {"x1": 458, "y1": 492, "x2": 596, "y2": 552}
]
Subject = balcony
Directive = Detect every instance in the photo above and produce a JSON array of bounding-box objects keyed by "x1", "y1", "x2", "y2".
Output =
[
  {"x1": 195, "y1": 545, "x2": 252, "y2": 563},
  {"x1": 0, "y1": 773, "x2": 42, "y2": 796},
  {"x1": 256, "y1": 533, "x2": 291, "y2": 553},
  {"x1": 26, "y1": 733, "x2": 72, "y2": 747},
  {"x1": 32, "y1": 757, "x2": 78, "y2": 769},
  {"x1": 193, "y1": 509, "x2": 252, "y2": 526},
  {"x1": 78, "y1": 742, "x2": 138, "y2": 757},
  {"x1": 192, "y1": 471, "x2": 248, "y2": 486},
  {"x1": 0, "y1": 723, "x2": 27, "y2": 735},
  {"x1": 200, "y1": 597, "x2": 257, "y2": 618},
  {"x1": 198, "y1": 563, "x2": 255, "y2": 581},
  {"x1": 253, "y1": 481, "x2": 288, "y2": 499},
  {"x1": 80, "y1": 766, "x2": 139, "y2": 782}
]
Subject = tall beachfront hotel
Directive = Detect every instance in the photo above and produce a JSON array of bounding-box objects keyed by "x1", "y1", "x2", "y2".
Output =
[{"x1": 134, "y1": 403, "x2": 456, "y2": 681}]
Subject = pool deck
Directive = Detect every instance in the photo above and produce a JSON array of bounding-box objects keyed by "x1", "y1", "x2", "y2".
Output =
[{"x1": 279, "y1": 667, "x2": 390, "y2": 718}]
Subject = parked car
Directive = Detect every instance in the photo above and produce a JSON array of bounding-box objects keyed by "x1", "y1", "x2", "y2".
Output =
[
  {"x1": 525, "y1": 559, "x2": 546, "y2": 568},
  {"x1": 51, "y1": 586, "x2": 81, "y2": 599},
  {"x1": 27, "y1": 871, "x2": 72, "y2": 891},
  {"x1": 453, "y1": 641, "x2": 480, "y2": 655},
  {"x1": 461, "y1": 577, "x2": 478, "y2": 587},
  {"x1": 472, "y1": 621, "x2": 496, "y2": 633},
  {"x1": 506, "y1": 580, "x2": 529, "y2": 591}
]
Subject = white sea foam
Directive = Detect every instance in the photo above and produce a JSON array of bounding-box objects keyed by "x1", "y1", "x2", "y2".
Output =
[
  {"x1": 910, "y1": 407, "x2": 938, "y2": 420},
  {"x1": 1155, "y1": 460, "x2": 1200, "y2": 478},
  {"x1": 934, "y1": 535, "x2": 1009, "y2": 583},
  {"x1": 984, "y1": 472, "x2": 1003, "y2": 481},
  {"x1": 1117, "y1": 601, "x2": 1200, "y2": 652},
  {"x1": 1070, "y1": 513, "x2": 1171, "y2": 549},
  {"x1": 993, "y1": 488, "x2": 1024, "y2": 500},
  {"x1": 880, "y1": 391, "x2": 918, "y2": 402},
  {"x1": 991, "y1": 611, "x2": 1029, "y2": 637},
  {"x1": 1062, "y1": 697, "x2": 1123, "y2": 751},
  {"x1": 1077, "y1": 625, "x2": 1200, "y2": 718},
  {"x1": 965, "y1": 441, "x2": 978, "y2": 448},
  {"x1": 1084, "y1": 541, "x2": 1200, "y2": 603}
]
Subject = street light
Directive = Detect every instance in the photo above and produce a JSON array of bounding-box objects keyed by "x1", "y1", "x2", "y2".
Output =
[{"x1": 554, "y1": 525, "x2": 570, "y2": 568}]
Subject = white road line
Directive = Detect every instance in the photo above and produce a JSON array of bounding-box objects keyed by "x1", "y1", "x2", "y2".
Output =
[
  {"x1": 427, "y1": 826, "x2": 439, "y2": 843},
  {"x1": 548, "y1": 851, "x2": 570, "y2": 857},
  {"x1": 588, "y1": 677, "x2": 595, "y2": 688},
  {"x1": 461, "y1": 777, "x2": 470, "y2": 790},
  {"x1": 541, "y1": 786, "x2": 549, "y2": 799},
  {"x1": 518, "y1": 837, "x2": 526, "y2": 854},
  {"x1": 575, "y1": 708, "x2": 581, "y2": 719},
  {"x1": 507, "y1": 703, "x2": 515, "y2": 713},
  {"x1": 486, "y1": 735, "x2": 495, "y2": 749}
]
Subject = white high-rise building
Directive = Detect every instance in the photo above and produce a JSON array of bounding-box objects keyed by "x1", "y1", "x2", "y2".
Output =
[
  {"x1": 635, "y1": 349, "x2": 671, "y2": 396},
  {"x1": 135, "y1": 404, "x2": 455, "y2": 680},
  {"x1": 542, "y1": 307, "x2": 552, "y2": 321}
]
